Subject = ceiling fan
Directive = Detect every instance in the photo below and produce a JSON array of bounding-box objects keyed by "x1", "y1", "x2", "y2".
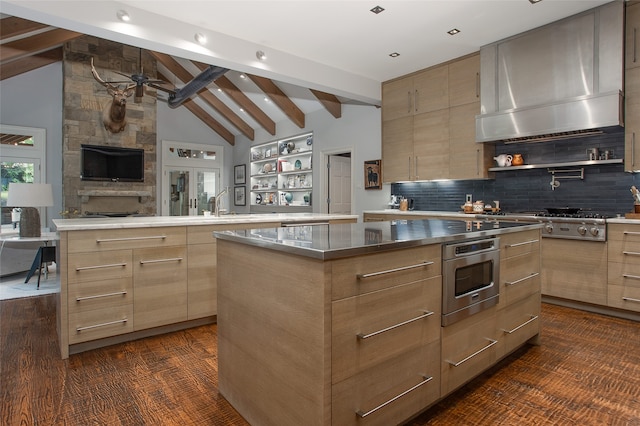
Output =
[{"x1": 107, "y1": 49, "x2": 174, "y2": 103}]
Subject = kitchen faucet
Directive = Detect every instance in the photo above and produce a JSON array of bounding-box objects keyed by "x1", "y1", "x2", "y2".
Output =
[{"x1": 214, "y1": 186, "x2": 229, "y2": 217}]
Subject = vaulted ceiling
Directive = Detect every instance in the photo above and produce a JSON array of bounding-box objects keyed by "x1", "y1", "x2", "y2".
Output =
[{"x1": 0, "y1": 16, "x2": 350, "y2": 146}]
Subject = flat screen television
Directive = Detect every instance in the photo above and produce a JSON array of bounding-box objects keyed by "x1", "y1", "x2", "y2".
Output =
[{"x1": 81, "y1": 144, "x2": 144, "y2": 182}]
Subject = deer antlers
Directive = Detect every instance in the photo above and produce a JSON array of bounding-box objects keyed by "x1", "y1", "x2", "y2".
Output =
[{"x1": 90, "y1": 58, "x2": 136, "y2": 133}]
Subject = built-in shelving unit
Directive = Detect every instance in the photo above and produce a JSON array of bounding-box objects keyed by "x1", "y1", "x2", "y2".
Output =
[
  {"x1": 488, "y1": 158, "x2": 623, "y2": 172},
  {"x1": 250, "y1": 132, "x2": 313, "y2": 212}
]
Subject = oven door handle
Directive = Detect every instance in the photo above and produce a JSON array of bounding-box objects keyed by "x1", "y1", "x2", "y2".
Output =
[
  {"x1": 356, "y1": 261, "x2": 434, "y2": 279},
  {"x1": 445, "y1": 338, "x2": 498, "y2": 367},
  {"x1": 357, "y1": 310, "x2": 434, "y2": 340}
]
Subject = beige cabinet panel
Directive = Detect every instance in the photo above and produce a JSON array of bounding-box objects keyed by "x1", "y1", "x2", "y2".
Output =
[
  {"x1": 626, "y1": 2, "x2": 640, "y2": 70},
  {"x1": 67, "y1": 226, "x2": 186, "y2": 253},
  {"x1": 413, "y1": 109, "x2": 450, "y2": 180},
  {"x1": 67, "y1": 250, "x2": 132, "y2": 284},
  {"x1": 498, "y1": 292, "x2": 541, "y2": 355},
  {"x1": 448, "y1": 53, "x2": 480, "y2": 107},
  {"x1": 382, "y1": 76, "x2": 414, "y2": 122},
  {"x1": 382, "y1": 116, "x2": 413, "y2": 182},
  {"x1": 133, "y1": 246, "x2": 188, "y2": 330},
  {"x1": 449, "y1": 102, "x2": 493, "y2": 179},
  {"x1": 413, "y1": 64, "x2": 449, "y2": 114},
  {"x1": 625, "y1": 67, "x2": 640, "y2": 171},
  {"x1": 69, "y1": 303, "x2": 133, "y2": 344},
  {"x1": 608, "y1": 223, "x2": 640, "y2": 312}
]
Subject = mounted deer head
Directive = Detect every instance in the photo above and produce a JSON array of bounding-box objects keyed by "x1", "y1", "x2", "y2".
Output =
[{"x1": 90, "y1": 58, "x2": 136, "y2": 134}]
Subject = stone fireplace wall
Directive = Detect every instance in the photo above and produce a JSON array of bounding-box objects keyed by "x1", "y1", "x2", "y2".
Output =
[{"x1": 62, "y1": 36, "x2": 157, "y2": 216}]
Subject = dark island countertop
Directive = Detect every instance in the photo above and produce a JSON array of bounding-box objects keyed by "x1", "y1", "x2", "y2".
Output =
[{"x1": 214, "y1": 218, "x2": 542, "y2": 260}]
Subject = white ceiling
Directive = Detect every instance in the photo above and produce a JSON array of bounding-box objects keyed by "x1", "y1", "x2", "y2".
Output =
[{"x1": 1, "y1": 0, "x2": 615, "y2": 104}]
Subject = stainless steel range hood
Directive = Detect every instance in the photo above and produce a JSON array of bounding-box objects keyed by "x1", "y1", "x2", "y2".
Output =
[{"x1": 476, "y1": 1, "x2": 624, "y2": 144}]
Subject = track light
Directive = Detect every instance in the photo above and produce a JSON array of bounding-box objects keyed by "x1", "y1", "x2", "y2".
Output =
[
  {"x1": 256, "y1": 50, "x2": 267, "y2": 61},
  {"x1": 194, "y1": 33, "x2": 207, "y2": 45},
  {"x1": 116, "y1": 10, "x2": 130, "y2": 22}
]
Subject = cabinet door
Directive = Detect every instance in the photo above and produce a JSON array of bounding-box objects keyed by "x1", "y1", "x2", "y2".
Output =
[
  {"x1": 608, "y1": 224, "x2": 640, "y2": 312},
  {"x1": 498, "y1": 293, "x2": 541, "y2": 355},
  {"x1": 413, "y1": 65, "x2": 449, "y2": 114},
  {"x1": 626, "y1": 2, "x2": 640, "y2": 70},
  {"x1": 382, "y1": 116, "x2": 413, "y2": 182},
  {"x1": 382, "y1": 77, "x2": 414, "y2": 121},
  {"x1": 625, "y1": 67, "x2": 640, "y2": 171},
  {"x1": 413, "y1": 109, "x2": 450, "y2": 180},
  {"x1": 448, "y1": 102, "x2": 492, "y2": 179},
  {"x1": 133, "y1": 246, "x2": 188, "y2": 330},
  {"x1": 448, "y1": 54, "x2": 480, "y2": 107}
]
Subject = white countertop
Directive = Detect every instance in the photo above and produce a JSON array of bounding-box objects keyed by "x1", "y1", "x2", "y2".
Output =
[
  {"x1": 364, "y1": 209, "x2": 473, "y2": 218},
  {"x1": 53, "y1": 213, "x2": 359, "y2": 231}
]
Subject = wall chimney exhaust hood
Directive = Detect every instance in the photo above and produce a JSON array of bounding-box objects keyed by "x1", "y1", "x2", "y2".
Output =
[{"x1": 476, "y1": 1, "x2": 624, "y2": 144}]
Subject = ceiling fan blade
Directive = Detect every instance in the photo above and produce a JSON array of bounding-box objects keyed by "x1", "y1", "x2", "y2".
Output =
[
  {"x1": 168, "y1": 65, "x2": 228, "y2": 108},
  {"x1": 113, "y1": 70, "x2": 133, "y2": 79},
  {"x1": 147, "y1": 82, "x2": 176, "y2": 95}
]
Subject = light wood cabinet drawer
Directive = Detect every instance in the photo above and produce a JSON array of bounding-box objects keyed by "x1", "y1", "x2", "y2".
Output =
[
  {"x1": 68, "y1": 251, "x2": 133, "y2": 284},
  {"x1": 332, "y1": 244, "x2": 441, "y2": 300},
  {"x1": 498, "y1": 293, "x2": 540, "y2": 356},
  {"x1": 608, "y1": 237, "x2": 640, "y2": 260},
  {"x1": 67, "y1": 226, "x2": 186, "y2": 253},
  {"x1": 332, "y1": 342, "x2": 440, "y2": 426},
  {"x1": 608, "y1": 283, "x2": 640, "y2": 312},
  {"x1": 332, "y1": 276, "x2": 441, "y2": 383},
  {"x1": 441, "y1": 306, "x2": 500, "y2": 396},
  {"x1": 133, "y1": 246, "x2": 188, "y2": 330},
  {"x1": 499, "y1": 251, "x2": 540, "y2": 307},
  {"x1": 500, "y1": 230, "x2": 540, "y2": 259},
  {"x1": 68, "y1": 277, "x2": 133, "y2": 315},
  {"x1": 69, "y1": 304, "x2": 133, "y2": 344},
  {"x1": 608, "y1": 258, "x2": 640, "y2": 285}
]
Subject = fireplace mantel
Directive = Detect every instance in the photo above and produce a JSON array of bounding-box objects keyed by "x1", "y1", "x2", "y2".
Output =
[{"x1": 78, "y1": 190, "x2": 152, "y2": 203}]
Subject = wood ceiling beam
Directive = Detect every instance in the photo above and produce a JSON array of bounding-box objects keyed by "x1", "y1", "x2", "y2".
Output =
[
  {"x1": 310, "y1": 89, "x2": 342, "y2": 119},
  {"x1": 0, "y1": 47, "x2": 62, "y2": 81},
  {"x1": 0, "y1": 28, "x2": 81, "y2": 63},
  {"x1": 150, "y1": 51, "x2": 254, "y2": 141},
  {"x1": 158, "y1": 70, "x2": 235, "y2": 145},
  {"x1": 193, "y1": 62, "x2": 276, "y2": 136},
  {"x1": 247, "y1": 73, "x2": 305, "y2": 129},
  {"x1": 0, "y1": 16, "x2": 48, "y2": 40}
]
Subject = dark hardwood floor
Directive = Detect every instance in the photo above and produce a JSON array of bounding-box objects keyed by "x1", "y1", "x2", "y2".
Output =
[{"x1": 2, "y1": 295, "x2": 640, "y2": 425}]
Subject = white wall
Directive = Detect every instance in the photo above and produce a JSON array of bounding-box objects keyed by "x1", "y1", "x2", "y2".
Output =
[
  {"x1": 232, "y1": 104, "x2": 388, "y2": 215},
  {"x1": 0, "y1": 62, "x2": 64, "y2": 229}
]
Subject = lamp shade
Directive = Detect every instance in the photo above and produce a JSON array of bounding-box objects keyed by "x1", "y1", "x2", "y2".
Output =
[{"x1": 6, "y1": 183, "x2": 53, "y2": 207}]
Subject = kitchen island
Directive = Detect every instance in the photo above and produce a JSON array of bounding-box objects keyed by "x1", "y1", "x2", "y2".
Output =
[
  {"x1": 215, "y1": 219, "x2": 542, "y2": 426},
  {"x1": 52, "y1": 213, "x2": 357, "y2": 358}
]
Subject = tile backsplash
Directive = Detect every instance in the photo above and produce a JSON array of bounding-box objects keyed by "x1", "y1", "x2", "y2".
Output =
[{"x1": 392, "y1": 129, "x2": 639, "y2": 217}]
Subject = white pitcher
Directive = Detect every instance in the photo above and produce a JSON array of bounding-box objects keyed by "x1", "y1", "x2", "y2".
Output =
[{"x1": 493, "y1": 154, "x2": 512, "y2": 167}]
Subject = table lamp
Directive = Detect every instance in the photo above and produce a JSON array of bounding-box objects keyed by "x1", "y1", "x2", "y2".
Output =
[{"x1": 6, "y1": 183, "x2": 54, "y2": 237}]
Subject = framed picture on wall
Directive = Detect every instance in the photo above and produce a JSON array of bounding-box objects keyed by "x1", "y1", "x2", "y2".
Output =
[
  {"x1": 234, "y1": 186, "x2": 246, "y2": 206},
  {"x1": 234, "y1": 164, "x2": 246, "y2": 185},
  {"x1": 364, "y1": 159, "x2": 382, "y2": 190}
]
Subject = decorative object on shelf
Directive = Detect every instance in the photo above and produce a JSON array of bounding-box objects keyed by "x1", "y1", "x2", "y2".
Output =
[
  {"x1": 631, "y1": 186, "x2": 640, "y2": 213},
  {"x1": 234, "y1": 186, "x2": 246, "y2": 206},
  {"x1": 287, "y1": 141, "x2": 296, "y2": 152},
  {"x1": 512, "y1": 153, "x2": 524, "y2": 166},
  {"x1": 234, "y1": 164, "x2": 246, "y2": 184},
  {"x1": 284, "y1": 192, "x2": 293, "y2": 203},
  {"x1": 364, "y1": 159, "x2": 382, "y2": 190},
  {"x1": 265, "y1": 148, "x2": 272, "y2": 158},
  {"x1": 304, "y1": 193, "x2": 310, "y2": 205},
  {"x1": 263, "y1": 163, "x2": 273, "y2": 173},
  {"x1": 494, "y1": 154, "x2": 512, "y2": 167},
  {"x1": 255, "y1": 193, "x2": 262, "y2": 204},
  {"x1": 6, "y1": 183, "x2": 54, "y2": 237},
  {"x1": 294, "y1": 159, "x2": 302, "y2": 170},
  {"x1": 306, "y1": 135, "x2": 313, "y2": 146},
  {"x1": 587, "y1": 148, "x2": 599, "y2": 161}
]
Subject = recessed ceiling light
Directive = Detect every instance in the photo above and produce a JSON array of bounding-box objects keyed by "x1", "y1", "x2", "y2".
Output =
[
  {"x1": 264, "y1": 97, "x2": 270, "y2": 102},
  {"x1": 447, "y1": 28, "x2": 461, "y2": 35},
  {"x1": 194, "y1": 33, "x2": 207, "y2": 45},
  {"x1": 370, "y1": 6, "x2": 385, "y2": 14},
  {"x1": 256, "y1": 50, "x2": 267, "y2": 61},
  {"x1": 116, "y1": 10, "x2": 130, "y2": 22},
  {"x1": 389, "y1": 52, "x2": 400, "y2": 58}
]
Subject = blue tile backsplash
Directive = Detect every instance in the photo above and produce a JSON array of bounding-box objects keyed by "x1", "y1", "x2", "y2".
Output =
[{"x1": 391, "y1": 128, "x2": 639, "y2": 217}]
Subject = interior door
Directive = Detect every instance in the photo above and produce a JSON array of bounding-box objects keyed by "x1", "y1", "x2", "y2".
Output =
[
  {"x1": 328, "y1": 155, "x2": 351, "y2": 214},
  {"x1": 166, "y1": 168, "x2": 218, "y2": 216}
]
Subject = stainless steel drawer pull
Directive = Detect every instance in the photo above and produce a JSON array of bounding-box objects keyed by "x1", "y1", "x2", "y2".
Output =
[
  {"x1": 356, "y1": 375, "x2": 433, "y2": 419},
  {"x1": 139, "y1": 257, "x2": 183, "y2": 265},
  {"x1": 505, "y1": 239, "x2": 539, "y2": 248},
  {"x1": 96, "y1": 235, "x2": 167, "y2": 243},
  {"x1": 446, "y1": 338, "x2": 498, "y2": 367},
  {"x1": 75, "y1": 262, "x2": 127, "y2": 271},
  {"x1": 623, "y1": 231, "x2": 640, "y2": 236},
  {"x1": 623, "y1": 251, "x2": 640, "y2": 256},
  {"x1": 623, "y1": 273, "x2": 640, "y2": 280},
  {"x1": 357, "y1": 261, "x2": 434, "y2": 279},
  {"x1": 357, "y1": 310, "x2": 434, "y2": 340},
  {"x1": 76, "y1": 291, "x2": 127, "y2": 301},
  {"x1": 502, "y1": 315, "x2": 538, "y2": 334},
  {"x1": 505, "y1": 272, "x2": 539, "y2": 286},
  {"x1": 623, "y1": 296, "x2": 640, "y2": 304},
  {"x1": 76, "y1": 318, "x2": 127, "y2": 332}
]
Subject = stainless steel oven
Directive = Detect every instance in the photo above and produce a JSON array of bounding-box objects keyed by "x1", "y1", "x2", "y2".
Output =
[{"x1": 442, "y1": 237, "x2": 500, "y2": 326}]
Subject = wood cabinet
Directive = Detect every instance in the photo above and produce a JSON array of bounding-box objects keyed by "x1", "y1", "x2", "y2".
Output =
[
  {"x1": 381, "y1": 53, "x2": 493, "y2": 182},
  {"x1": 541, "y1": 239, "x2": 608, "y2": 305},
  {"x1": 608, "y1": 223, "x2": 640, "y2": 313},
  {"x1": 626, "y1": 2, "x2": 640, "y2": 171}
]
